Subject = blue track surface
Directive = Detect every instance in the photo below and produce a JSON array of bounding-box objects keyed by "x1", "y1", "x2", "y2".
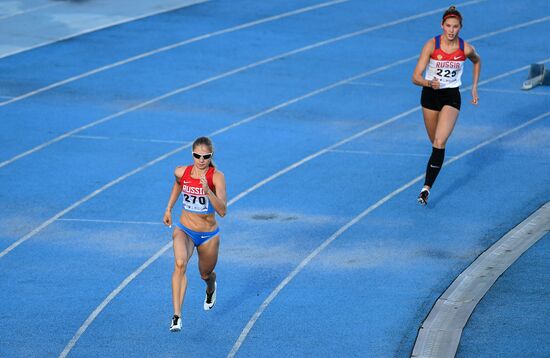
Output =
[
  {"x1": 0, "y1": 1, "x2": 549, "y2": 357},
  {"x1": 458, "y1": 233, "x2": 550, "y2": 357}
]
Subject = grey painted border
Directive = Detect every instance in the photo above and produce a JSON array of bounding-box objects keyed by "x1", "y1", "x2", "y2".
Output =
[
  {"x1": 0, "y1": 0, "x2": 207, "y2": 59},
  {"x1": 412, "y1": 201, "x2": 550, "y2": 357}
]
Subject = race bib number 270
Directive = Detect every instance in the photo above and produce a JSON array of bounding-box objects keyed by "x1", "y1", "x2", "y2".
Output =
[{"x1": 183, "y1": 193, "x2": 209, "y2": 212}]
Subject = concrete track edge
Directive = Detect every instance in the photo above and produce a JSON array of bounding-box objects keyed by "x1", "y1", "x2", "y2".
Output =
[{"x1": 411, "y1": 201, "x2": 550, "y2": 357}]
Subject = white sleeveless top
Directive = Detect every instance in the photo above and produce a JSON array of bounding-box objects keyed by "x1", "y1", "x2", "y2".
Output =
[{"x1": 424, "y1": 36, "x2": 466, "y2": 89}]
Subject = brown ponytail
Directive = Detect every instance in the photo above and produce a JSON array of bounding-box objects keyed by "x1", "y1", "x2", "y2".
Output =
[{"x1": 442, "y1": 5, "x2": 463, "y2": 26}]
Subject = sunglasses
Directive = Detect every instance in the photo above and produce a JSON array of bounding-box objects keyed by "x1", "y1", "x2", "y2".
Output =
[{"x1": 192, "y1": 152, "x2": 212, "y2": 160}]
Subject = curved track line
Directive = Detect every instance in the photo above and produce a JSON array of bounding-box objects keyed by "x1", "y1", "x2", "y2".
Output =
[
  {"x1": 57, "y1": 218, "x2": 162, "y2": 225},
  {"x1": 24, "y1": 14, "x2": 550, "y2": 350},
  {"x1": 227, "y1": 110, "x2": 550, "y2": 358},
  {"x1": 59, "y1": 243, "x2": 171, "y2": 358},
  {"x1": 54, "y1": 61, "x2": 414, "y2": 358},
  {"x1": 0, "y1": 0, "x2": 349, "y2": 107},
  {"x1": 0, "y1": 0, "x2": 484, "y2": 169},
  {"x1": 6, "y1": 37, "x2": 536, "y2": 261},
  {"x1": 230, "y1": 57, "x2": 549, "y2": 205},
  {"x1": 467, "y1": 15, "x2": 550, "y2": 42},
  {"x1": 0, "y1": 146, "x2": 186, "y2": 260},
  {"x1": 0, "y1": 58, "x2": 418, "y2": 261},
  {"x1": 57, "y1": 59, "x2": 547, "y2": 357},
  {"x1": 1, "y1": 11, "x2": 544, "y2": 297}
]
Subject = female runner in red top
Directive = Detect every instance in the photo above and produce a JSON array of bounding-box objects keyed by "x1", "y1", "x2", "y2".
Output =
[
  {"x1": 412, "y1": 5, "x2": 481, "y2": 205},
  {"x1": 163, "y1": 136, "x2": 227, "y2": 331}
]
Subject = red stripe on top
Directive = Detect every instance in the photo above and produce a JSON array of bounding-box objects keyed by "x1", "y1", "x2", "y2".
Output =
[
  {"x1": 431, "y1": 36, "x2": 466, "y2": 61},
  {"x1": 180, "y1": 165, "x2": 216, "y2": 192}
]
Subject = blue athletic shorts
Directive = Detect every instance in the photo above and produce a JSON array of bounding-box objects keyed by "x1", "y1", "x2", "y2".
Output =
[{"x1": 175, "y1": 222, "x2": 219, "y2": 246}]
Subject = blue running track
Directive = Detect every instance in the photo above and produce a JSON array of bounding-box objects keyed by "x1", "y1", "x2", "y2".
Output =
[{"x1": 0, "y1": 1, "x2": 549, "y2": 357}]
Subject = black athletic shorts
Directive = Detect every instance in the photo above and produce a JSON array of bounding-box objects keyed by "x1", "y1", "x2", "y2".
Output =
[{"x1": 421, "y1": 86, "x2": 461, "y2": 111}]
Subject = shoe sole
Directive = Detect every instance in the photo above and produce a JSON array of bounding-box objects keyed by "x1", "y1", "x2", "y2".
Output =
[{"x1": 170, "y1": 326, "x2": 181, "y2": 332}]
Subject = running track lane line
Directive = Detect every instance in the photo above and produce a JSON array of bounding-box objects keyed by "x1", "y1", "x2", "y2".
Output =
[
  {"x1": 57, "y1": 218, "x2": 162, "y2": 225},
  {"x1": 0, "y1": 0, "x2": 487, "y2": 169},
  {"x1": 0, "y1": 59, "x2": 417, "y2": 261},
  {"x1": 0, "y1": 1, "x2": 208, "y2": 60},
  {"x1": 56, "y1": 60, "x2": 547, "y2": 357},
  {"x1": 0, "y1": 2, "x2": 59, "y2": 21},
  {"x1": 4, "y1": 31, "x2": 540, "y2": 261},
  {"x1": 411, "y1": 201, "x2": 550, "y2": 358},
  {"x1": 0, "y1": 0, "x2": 349, "y2": 107},
  {"x1": 54, "y1": 62, "x2": 418, "y2": 358},
  {"x1": 2, "y1": 16, "x2": 545, "y2": 274},
  {"x1": 227, "y1": 110, "x2": 550, "y2": 358}
]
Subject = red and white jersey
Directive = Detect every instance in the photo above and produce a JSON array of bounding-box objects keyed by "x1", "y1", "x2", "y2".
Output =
[
  {"x1": 179, "y1": 165, "x2": 216, "y2": 214},
  {"x1": 424, "y1": 36, "x2": 466, "y2": 89}
]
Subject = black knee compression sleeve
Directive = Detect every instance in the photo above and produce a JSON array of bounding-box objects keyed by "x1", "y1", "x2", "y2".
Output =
[{"x1": 424, "y1": 147, "x2": 445, "y2": 187}]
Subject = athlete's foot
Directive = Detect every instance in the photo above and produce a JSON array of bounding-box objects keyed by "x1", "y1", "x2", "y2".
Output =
[
  {"x1": 417, "y1": 188, "x2": 430, "y2": 206},
  {"x1": 170, "y1": 314, "x2": 182, "y2": 332},
  {"x1": 204, "y1": 282, "x2": 217, "y2": 310}
]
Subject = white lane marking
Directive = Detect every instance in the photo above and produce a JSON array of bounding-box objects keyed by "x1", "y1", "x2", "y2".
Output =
[
  {"x1": 2, "y1": 58, "x2": 539, "y2": 265},
  {"x1": 22, "y1": 58, "x2": 430, "y2": 358},
  {"x1": 57, "y1": 59, "x2": 548, "y2": 357},
  {"x1": 69, "y1": 135, "x2": 109, "y2": 140},
  {"x1": 0, "y1": 1, "x2": 209, "y2": 60},
  {"x1": 143, "y1": 139, "x2": 189, "y2": 144},
  {"x1": 49, "y1": 10, "x2": 550, "y2": 348},
  {"x1": 227, "y1": 110, "x2": 550, "y2": 358},
  {"x1": 54, "y1": 53, "x2": 428, "y2": 358},
  {"x1": 57, "y1": 218, "x2": 162, "y2": 225},
  {"x1": 0, "y1": 0, "x2": 349, "y2": 107},
  {"x1": 328, "y1": 149, "x2": 458, "y2": 159},
  {"x1": 0, "y1": 0, "x2": 485, "y2": 170},
  {"x1": 2, "y1": 54, "x2": 426, "y2": 262},
  {"x1": 0, "y1": 3, "x2": 58, "y2": 20},
  {"x1": 58, "y1": 244, "x2": 170, "y2": 358},
  {"x1": 0, "y1": 10, "x2": 530, "y2": 352},
  {"x1": 49, "y1": 3, "x2": 548, "y2": 349},
  {"x1": 0, "y1": 145, "x2": 187, "y2": 260},
  {"x1": 70, "y1": 134, "x2": 188, "y2": 144},
  {"x1": 227, "y1": 58, "x2": 550, "y2": 205},
  {"x1": 345, "y1": 81, "x2": 386, "y2": 87},
  {"x1": 467, "y1": 15, "x2": 550, "y2": 42},
  {"x1": 479, "y1": 88, "x2": 550, "y2": 96},
  {"x1": 0, "y1": 68, "x2": 383, "y2": 260},
  {"x1": 412, "y1": 201, "x2": 550, "y2": 358}
]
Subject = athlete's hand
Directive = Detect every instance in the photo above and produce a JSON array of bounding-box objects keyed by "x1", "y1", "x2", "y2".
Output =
[
  {"x1": 163, "y1": 210, "x2": 172, "y2": 227},
  {"x1": 471, "y1": 87, "x2": 479, "y2": 105},
  {"x1": 431, "y1": 78, "x2": 441, "y2": 90},
  {"x1": 200, "y1": 174, "x2": 210, "y2": 194}
]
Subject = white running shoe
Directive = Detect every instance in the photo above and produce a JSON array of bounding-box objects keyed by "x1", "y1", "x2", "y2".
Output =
[
  {"x1": 203, "y1": 282, "x2": 217, "y2": 310},
  {"x1": 170, "y1": 315, "x2": 181, "y2": 332}
]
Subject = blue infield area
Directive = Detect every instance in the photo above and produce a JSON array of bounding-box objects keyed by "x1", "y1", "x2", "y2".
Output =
[
  {"x1": 0, "y1": 0, "x2": 549, "y2": 357},
  {"x1": 458, "y1": 232, "x2": 550, "y2": 357}
]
